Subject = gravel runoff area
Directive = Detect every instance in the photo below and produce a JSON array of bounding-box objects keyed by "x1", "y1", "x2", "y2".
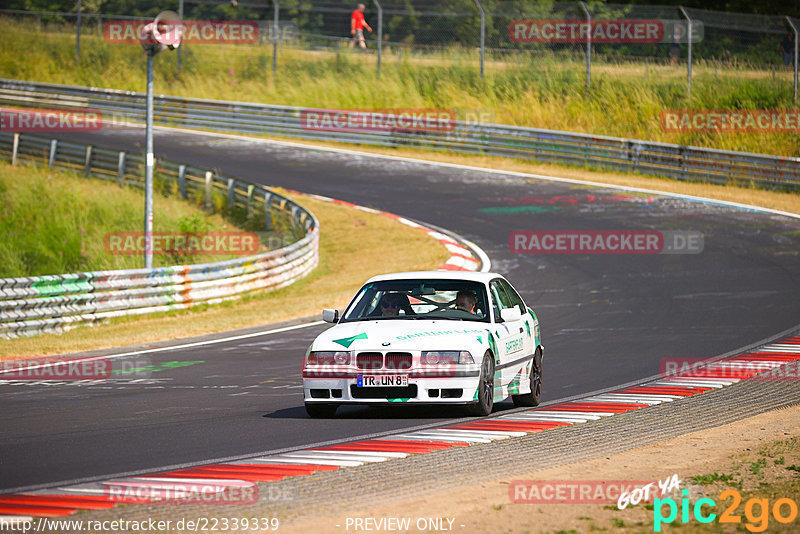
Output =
[{"x1": 51, "y1": 358, "x2": 800, "y2": 533}]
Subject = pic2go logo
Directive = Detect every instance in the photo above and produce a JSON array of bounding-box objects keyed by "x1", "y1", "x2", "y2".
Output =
[{"x1": 653, "y1": 489, "x2": 799, "y2": 532}]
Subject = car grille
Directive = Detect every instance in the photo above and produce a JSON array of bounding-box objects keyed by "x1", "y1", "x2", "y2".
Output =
[
  {"x1": 385, "y1": 352, "x2": 412, "y2": 371},
  {"x1": 356, "y1": 352, "x2": 383, "y2": 370},
  {"x1": 350, "y1": 385, "x2": 418, "y2": 399}
]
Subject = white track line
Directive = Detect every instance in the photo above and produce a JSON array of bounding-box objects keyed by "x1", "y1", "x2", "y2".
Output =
[{"x1": 0, "y1": 321, "x2": 326, "y2": 374}]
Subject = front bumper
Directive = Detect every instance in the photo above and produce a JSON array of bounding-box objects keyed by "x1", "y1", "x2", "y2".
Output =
[{"x1": 302, "y1": 367, "x2": 481, "y2": 404}]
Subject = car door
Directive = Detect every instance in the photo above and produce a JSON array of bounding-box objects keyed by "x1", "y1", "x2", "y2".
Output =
[
  {"x1": 500, "y1": 279, "x2": 536, "y2": 357},
  {"x1": 489, "y1": 280, "x2": 527, "y2": 399}
]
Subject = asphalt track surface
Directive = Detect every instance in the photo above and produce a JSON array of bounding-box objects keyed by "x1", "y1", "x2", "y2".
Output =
[{"x1": 1, "y1": 127, "x2": 799, "y2": 492}]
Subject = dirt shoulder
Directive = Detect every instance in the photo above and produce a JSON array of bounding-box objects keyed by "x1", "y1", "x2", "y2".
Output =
[{"x1": 281, "y1": 404, "x2": 800, "y2": 534}]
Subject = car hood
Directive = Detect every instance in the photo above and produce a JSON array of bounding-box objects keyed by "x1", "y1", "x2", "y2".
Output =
[{"x1": 313, "y1": 319, "x2": 492, "y2": 352}]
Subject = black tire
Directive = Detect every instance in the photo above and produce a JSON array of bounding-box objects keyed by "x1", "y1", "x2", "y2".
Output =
[
  {"x1": 512, "y1": 347, "x2": 542, "y2": 407},
  {"x1": 305, "y1": 403, "x2": 338, "y2": 418},
  {"x1": 466, "y1": 351, "x2": 495, "y2": 416}
]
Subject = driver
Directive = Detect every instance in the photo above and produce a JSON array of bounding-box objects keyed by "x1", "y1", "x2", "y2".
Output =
[{"x1": 455, "y1": 291, "x2": 477, "y2": 314}]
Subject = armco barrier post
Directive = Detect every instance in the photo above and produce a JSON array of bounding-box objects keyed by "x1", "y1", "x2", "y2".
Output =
[
  {"x1": 178, "y1": 164, "x2": 187, "y2": 198},
  {"x1": 117, "y1": 152, "x2": 126, "y2": 186},
  {"x1": 265, "y1": 191, "x2": 273, "y2": 230},
  {"x1": 474, "y1": 0, "x2": 485, "y2": 78},
  {"x1": 11, "y1": 133, "x2": 19, "y2": 167},
  {"x1": 579, "y1": 1, "x2": 591, "y2": 89},
  {"x1": 84, "y1": 146, "x2": 92, "y2": 177},
  {"x1": 788, "y1": 17, "x2": 799, "y2": 103},
  {"x1": 48, "y1": 139, "x2": 58, "y2": 168},
  {"x1": 373, "y1": 0, "x2": 383, "y2": 76},
  {"x1": 205, "y1": 171, "x2": 213, "y2": 210},
  {"x1": 679, "y1": 6, "x2": 692, "y2": 97},
  {"x1": 227, "y1": 178, "x2": 236, "y2": 210}
]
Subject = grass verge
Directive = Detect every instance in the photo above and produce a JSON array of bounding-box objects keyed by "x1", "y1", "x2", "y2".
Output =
[
  {"x1": 0, "y1": 162, "x2": 257, "y2": 277},
  {"x1": 0, "y1": 189, "x2": 450, "y2": 359}
]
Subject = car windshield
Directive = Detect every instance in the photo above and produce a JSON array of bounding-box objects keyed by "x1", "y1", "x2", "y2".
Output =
[{"x1": 340, "y1": 279, "x2": 490, "y2": 323}]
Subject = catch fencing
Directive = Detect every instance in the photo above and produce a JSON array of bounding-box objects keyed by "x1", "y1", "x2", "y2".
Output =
[
  {"x1": 1, "y1": 78, "x2": 797, "y2": 190},
  {"x1": 0, "y1": 2, "x2": 798, "y2": 98},
  {"x1": 0, "y1": 131, "x2": 319, "y2": 339}
]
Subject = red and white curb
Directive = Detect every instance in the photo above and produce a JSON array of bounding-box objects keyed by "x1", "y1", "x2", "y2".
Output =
[
  {"x1": 2, "y1": 334, "x2": 799, "y2": 519},
  {"x1": 287, "y1": 190, "x2": 485, "y2": 272}
]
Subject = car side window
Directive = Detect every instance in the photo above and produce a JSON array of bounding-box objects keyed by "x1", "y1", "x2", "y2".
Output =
[
  {"x1": 490, "y1": 280, "x2": 513, "y2": 322},
  {"x1": 500, "y1": 279, "x2": 526, "y2": 315}
]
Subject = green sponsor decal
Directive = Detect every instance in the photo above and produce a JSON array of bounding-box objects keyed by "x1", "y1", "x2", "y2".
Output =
[
  {"x1": 111, "y1": 360, "x2": 205, "y2": 375},
  {"x1": 388, "y1": 398, "x2": 410, "y2": 403},
  {"x1": 507, "y1": 370, "x2": 523, "y2": 394},
  {"x1": 505, "y1": 336, "x2": 524, "y2": 354},
  {"x1": 333, "y1": 332, "x2": 368, "y2": 348},
  {"x1": 396, "y1": 328, "x2": 485, "y2": 341}
]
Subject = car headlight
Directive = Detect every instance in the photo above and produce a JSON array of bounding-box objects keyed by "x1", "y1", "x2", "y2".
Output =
[
  {"x1": 421, "y1": 351, "x2": 474, "y2": 364},
  {"x1": 307, "y1": 351, "x2": 351, "y2": 365}
]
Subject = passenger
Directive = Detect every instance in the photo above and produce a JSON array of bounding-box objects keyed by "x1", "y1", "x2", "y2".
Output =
[{"x1": 375, "y1": 292, "x2": 413, "y2": 317}]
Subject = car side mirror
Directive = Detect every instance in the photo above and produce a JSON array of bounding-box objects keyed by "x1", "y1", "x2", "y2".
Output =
[
  {"x1": 322, "y1": 309, "x2": 339, "y2": 323},
  {"x1": 500, "y1": 307, "x2": 522, "y2": 323}
]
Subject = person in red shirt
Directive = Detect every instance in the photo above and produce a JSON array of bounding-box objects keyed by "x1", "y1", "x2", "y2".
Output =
[{"x1": 350, "y1": 3, "x2": 372, "y2": 49}]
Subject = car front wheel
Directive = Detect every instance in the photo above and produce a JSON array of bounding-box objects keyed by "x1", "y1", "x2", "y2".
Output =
[
  {"x1": 467, "y1": 351, "x2": 495, "y2": 416},
  {"x1": 512, "y1": 346, "x2": 542, "y2": 407}
]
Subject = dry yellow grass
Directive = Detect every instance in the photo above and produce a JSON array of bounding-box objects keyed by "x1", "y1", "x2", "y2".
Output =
[{"x1": 0, "y1": 191, "x2": 450, "y2": 359}]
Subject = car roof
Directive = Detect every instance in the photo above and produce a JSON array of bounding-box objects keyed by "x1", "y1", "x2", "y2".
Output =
[{"x1": 365, "y1": 271, "x2": 501, "y2": 284}]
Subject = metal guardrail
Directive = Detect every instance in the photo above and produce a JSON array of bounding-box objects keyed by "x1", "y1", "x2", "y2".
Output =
[
  {"x1": 0, "y1": 78, "x2": 797, "y2": 190},
  {"x1": 0, "y1": 131, "x2": 319, "y2": 339}
]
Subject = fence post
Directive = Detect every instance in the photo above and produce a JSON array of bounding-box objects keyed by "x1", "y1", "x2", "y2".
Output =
[
  {"x1": 205, "y1": 171, "x2": 213, "y2": 210},
  {"x1": 84, "y1": 146, "x2": 92, "y2": 177},
  {"x1": 48, "y1": 139, "x2": 58, "y2": 168},
  {"x1": 178, "y1": 165, "x2": 187, "y2": 198},
  {"x1": 579, "y1": 1, "x2": 591, "y2": 89},
  {"x1": 679, "y1": 6, "x2": 692, "y2": 97},
  {"x1": 117, "y1": 151, "x2": 126, "y2": 186},
  {"x1": 373, "y1": 0, "x2": 383, "y2": 76},
  {"x1": 227, "y1": 178, "x2": 235, "y2": 210},
  {"x1": 788, "y1": 17, "x2": 799, "y2": 103},
  {"x1": 76, "y1": 0, "x2": 82, "y2": 65},
  {"x1": 11, "y1": 133, "x2": 19, "y2": 167},
  {"x1": 272, "y1": 0, "x2": 279, "y2": 76},
  {"x1": 247, "y1": 184, "x2": 255, "y2": 216},
  {"x1": 264, "y1": 191, "x2": 273, "y2": 230},
  {"x1": 473, "y1": 0, "x2": 485, "y2": 78}
]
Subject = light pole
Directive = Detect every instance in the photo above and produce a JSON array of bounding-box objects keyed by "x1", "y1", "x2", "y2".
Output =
[{"x1": 140, "y1": 11, "x2": 182, "y2": 269}]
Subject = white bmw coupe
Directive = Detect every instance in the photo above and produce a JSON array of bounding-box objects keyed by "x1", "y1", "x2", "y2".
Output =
[{"x1": 302, "y1": 271, "x2": 543, "y2": 418}]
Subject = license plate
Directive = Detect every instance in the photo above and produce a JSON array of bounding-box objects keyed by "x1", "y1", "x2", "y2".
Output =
[{"x1": 357, "y1": 374, "x2": 409, "y2": 387}]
